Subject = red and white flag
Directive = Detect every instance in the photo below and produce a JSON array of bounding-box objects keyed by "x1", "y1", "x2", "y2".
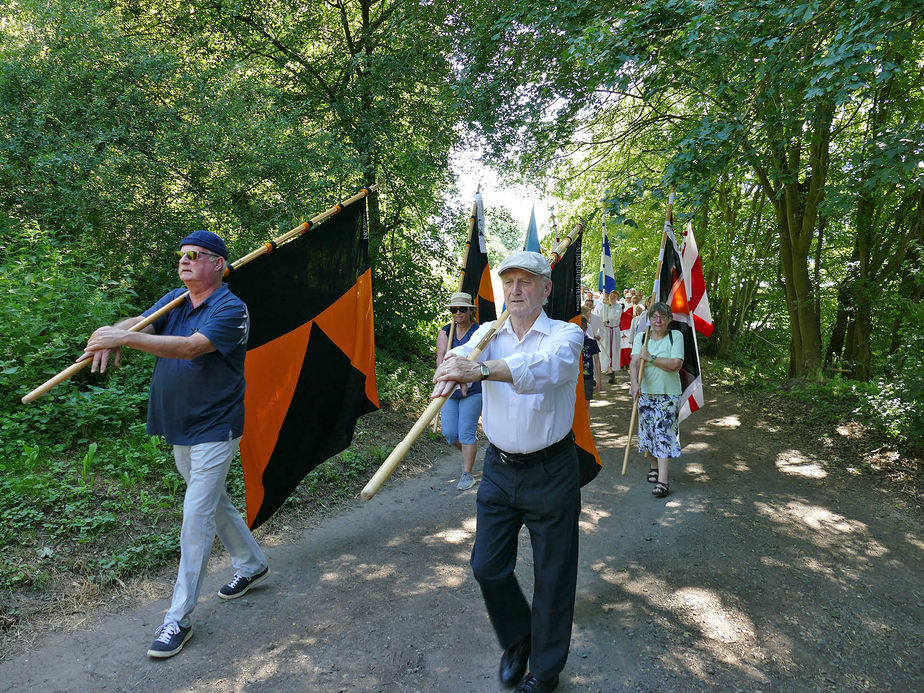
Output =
[
  {"x1": 652, "y1": 219, "x2": 704, "y2": 421},
  {"x1": 681, "y1": 221, "x2": 714, "y2": 338}
]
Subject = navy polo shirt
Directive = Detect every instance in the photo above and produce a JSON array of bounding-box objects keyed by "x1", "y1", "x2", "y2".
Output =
[{"x1": 142, "y1": 284, "x2": 249, "y2": 445}]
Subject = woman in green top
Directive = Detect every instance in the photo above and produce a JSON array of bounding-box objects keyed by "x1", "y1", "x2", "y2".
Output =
[{"x1": 629, "y1": 302, "x2": 685, "y2": 498}]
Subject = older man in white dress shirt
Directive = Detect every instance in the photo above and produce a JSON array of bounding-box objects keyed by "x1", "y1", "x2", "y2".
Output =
[{"x1": 432, "y1": 251, "x2": 582, "y2": 693}]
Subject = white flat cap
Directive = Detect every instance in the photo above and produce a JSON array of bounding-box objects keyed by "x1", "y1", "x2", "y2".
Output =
[{"x1": 497, "y1": 251, "x2": 551, "y2": 278}]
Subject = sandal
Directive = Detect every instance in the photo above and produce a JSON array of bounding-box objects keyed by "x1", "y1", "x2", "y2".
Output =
[
  {"x1": 647, "y1": 468, "x2": 659, "y2": 484},
  {"x1": 652, "y1": 481, "x2": 670, "y2": 498}
]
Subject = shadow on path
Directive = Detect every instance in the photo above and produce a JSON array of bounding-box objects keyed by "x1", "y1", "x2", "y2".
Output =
[{"x1": 1, "y1": 378, "x2": 921, "y2": 692}]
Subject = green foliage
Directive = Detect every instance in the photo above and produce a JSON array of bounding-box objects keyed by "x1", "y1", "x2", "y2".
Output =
[
  {"x1": 483, "y1": 205, "x2": 526, "y2": 267},
  {"x1": 0, "y1": 0, "x2": 356, "y2": 279},
  {"x1": 0, "y1": 229, "x2": 150, "y2": 454},
  {"x1": 708, "y1": 358, "x2": 772, "y2": 392},
  {"x1": 783, "y1": 380, "x2": 874, "y2": 426},
  {"x1": 864, "y1": 316, "x2": 924, "y2": 450},
  {"x1": 375, "y1": 350, "x2": 435, "y2": 411},
  {"x1": 863, "y1": 378, "x2": 923, "y2": 450},
  {"x1": 372, "y1": 211, "x2": 455, "y2": 359},
  {"x1": 0, "y1": 429, "x2": 179, "y2": 588}
]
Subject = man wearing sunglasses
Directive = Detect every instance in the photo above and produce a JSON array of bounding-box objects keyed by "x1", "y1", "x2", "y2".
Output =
[{"x1": 83, "y1": 230, "x2": 268, "y2": 659}]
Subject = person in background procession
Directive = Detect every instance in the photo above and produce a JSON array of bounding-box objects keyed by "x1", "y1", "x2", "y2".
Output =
[
  {"x1": 629, "y1": 301, "x2": 685, "y2": 498},
  {"x1": 629, "y1": 296, "x2": 653, "y2": 348},
  {"x1": 630, "y1": 290, "x2": 642, "y2": 314},
  {"x1": 435, "y1": 292, "x2": 483, "y2": 490},
  {"x1": 582, "y1": 297, "x2": 602, "y2": 339},
  {"x1": 599, "y1": 291, "x2": 623, "y2": 383},
  {"x1": 580, "y1": 315, "x2": 602, "y2": 413}
]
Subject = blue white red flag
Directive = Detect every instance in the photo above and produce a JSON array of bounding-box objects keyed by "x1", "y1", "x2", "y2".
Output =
[{"x1": 598, "y1": 222, "x2": 616, "y2": 293}]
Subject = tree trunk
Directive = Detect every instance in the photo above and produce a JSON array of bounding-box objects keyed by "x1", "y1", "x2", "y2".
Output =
[
  {"x1": 717, "y1": 291, "x2": 732, "y2": 359},
  {"x1": 825, "y1": 280, "x2": 851, "y2": 367},
  {"x1": 753, "y1": 100, "x2": 832, "y2": 378},
  {"x1": 364, "y1": 170, "x2": 383, "y2": 258},
  {"x1": 851, "y1": 193, "x2": 874, "y2": 381},
  {"x1": 711, "y1": 180, "x2": 766, "y2": 361}
]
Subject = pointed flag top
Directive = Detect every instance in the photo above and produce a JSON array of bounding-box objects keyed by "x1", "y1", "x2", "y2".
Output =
[
  {"x1": 462, "y1": 192, "x2": 497, "y2": 324},
  {"x1": 598, "y1": 218, "x2": 616, "y2": 294},
  {"x1": 523, "y1": 205, "x2": 540, "y2": 252}
]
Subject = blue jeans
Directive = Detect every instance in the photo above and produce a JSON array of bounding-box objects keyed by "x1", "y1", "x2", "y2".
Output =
[
  {"x1": 441, "y1": 393, "x2": 482, "y2": 445},
  {"x1": 164, "y1": 438, "x2": 267, "y2": 628}
]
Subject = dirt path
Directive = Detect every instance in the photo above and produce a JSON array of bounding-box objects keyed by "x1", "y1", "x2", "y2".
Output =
[{"x1": 2, "y1": 384, "x2": 922, "y2": 692}]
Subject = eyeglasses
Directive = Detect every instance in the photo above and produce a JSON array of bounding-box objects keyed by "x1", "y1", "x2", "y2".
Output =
[
  {"x1": 449, "y1": 307, "x2": 470, "y2": 313},
  {"x1": 650, "y1": 313, "x2": 669, "y2": 321},
  {"x1": 175, "y1": 250, "x2": 219, "y2": 262}
]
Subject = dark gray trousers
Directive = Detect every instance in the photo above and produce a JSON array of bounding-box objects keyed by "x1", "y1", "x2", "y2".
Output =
[{"x1": 470, "y1": 442, "x2": 581, "y2": 680}]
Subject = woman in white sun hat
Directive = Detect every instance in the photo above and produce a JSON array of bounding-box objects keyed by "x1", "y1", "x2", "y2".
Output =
[{"x1": 435, "y1": 291, "x2": 483, "y2": 490}]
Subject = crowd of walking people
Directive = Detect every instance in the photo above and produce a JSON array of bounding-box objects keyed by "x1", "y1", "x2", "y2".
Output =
[
  {"x1": 435, "y1": 282, "x2": 682, "y2": 494},
  {"x1": 83, "y1": 225, "x2": 684, "y2": 692}
]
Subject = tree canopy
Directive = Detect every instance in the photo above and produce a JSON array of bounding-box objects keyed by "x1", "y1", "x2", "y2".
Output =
[
  {"x1": 454, "y1": 0, "x2": 923, "y2": 381},
  {"x1": 1, "y1": 0, "x2": 922, "y2": 407}
]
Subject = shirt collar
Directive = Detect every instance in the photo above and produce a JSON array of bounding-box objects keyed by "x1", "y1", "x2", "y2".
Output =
[
  {"x1": 184, "y1": 282, "x2": 229, "y2": 309},
  {"x1": 500, "y1": 309, "x2": 552, "y2": 338}
]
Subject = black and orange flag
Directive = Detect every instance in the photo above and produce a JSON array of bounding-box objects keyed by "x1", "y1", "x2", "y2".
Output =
[
  {"x1": 547, "y1": 230, "x2": 603, "y2": 486},
  {"x1": 460, "y1": 193, "x2": 497, "y2": 323},
  {"x1": 227, "y1": 198, "x2": 379, "y2": 529}
]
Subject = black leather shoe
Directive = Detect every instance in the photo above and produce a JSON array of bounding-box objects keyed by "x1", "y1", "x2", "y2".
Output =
[
  {"x1": 515, "y1": 673, "x2": 559, "y2": 692},
  {"x1": 498, "y1": 636, "x2": 530, "y2": 688}
]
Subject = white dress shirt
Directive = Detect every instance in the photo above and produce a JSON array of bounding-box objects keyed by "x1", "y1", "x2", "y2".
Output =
[{"x1": 449, "y1": 310, "x2": 582, "y2": 454}]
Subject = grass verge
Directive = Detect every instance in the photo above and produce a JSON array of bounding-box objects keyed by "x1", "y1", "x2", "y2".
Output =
[{"x1": 0, "y1": 352, "x2": 445, "y2": 658}]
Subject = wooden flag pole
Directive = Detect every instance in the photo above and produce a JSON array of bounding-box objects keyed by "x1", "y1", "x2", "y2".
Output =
[
  {"x1": 549, "y1": 209, "x2": 560, "y2": 251},
  {"x1": 622, "y1": 193, "x2": 673, "y2": 475},
  {"x1": 362, "y1": 220, "x2": 585, "y2": 501},
  {"x1": 431, "y1": 195, "x2": 482, "y2": 433},
  {"x1": 21, "y1": 186, "x2": 378, "y2": 404}
]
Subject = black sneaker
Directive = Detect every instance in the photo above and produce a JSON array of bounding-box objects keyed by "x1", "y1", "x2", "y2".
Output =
[
  {"x1": 147, "y1": 622, "x2": 192, "y2": 658},
  {"x1": 218, "y1": 566, "x2": 269, "y2": 600}
]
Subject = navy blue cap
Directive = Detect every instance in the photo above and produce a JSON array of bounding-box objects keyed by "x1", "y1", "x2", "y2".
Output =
[{"x1": 179, "y1": 230, "x2": 228, "y2": 259}]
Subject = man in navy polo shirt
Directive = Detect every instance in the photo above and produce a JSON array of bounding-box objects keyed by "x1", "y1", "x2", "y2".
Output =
[{"x1": 83, "y1": 230, "x2": 269, "y2": 659}]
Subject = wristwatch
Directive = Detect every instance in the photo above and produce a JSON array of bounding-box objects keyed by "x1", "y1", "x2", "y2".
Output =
[{"x1": 479, "y1": 363, "x2": 491, "y2": 381}]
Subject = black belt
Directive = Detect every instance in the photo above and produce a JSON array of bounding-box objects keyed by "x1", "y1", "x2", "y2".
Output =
[{"x1": 492, "y1": 431, "x2": 575, "y2": 467}]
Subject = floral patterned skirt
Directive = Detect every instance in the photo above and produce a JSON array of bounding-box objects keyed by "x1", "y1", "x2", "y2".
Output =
[{"x1": 637, "y1": 393, "x2": 682, "y2": 459}]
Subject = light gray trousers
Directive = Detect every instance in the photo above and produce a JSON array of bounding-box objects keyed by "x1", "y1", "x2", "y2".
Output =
[{"x1": 163, "y1": 437, "x2": 267, "y2": 628}]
